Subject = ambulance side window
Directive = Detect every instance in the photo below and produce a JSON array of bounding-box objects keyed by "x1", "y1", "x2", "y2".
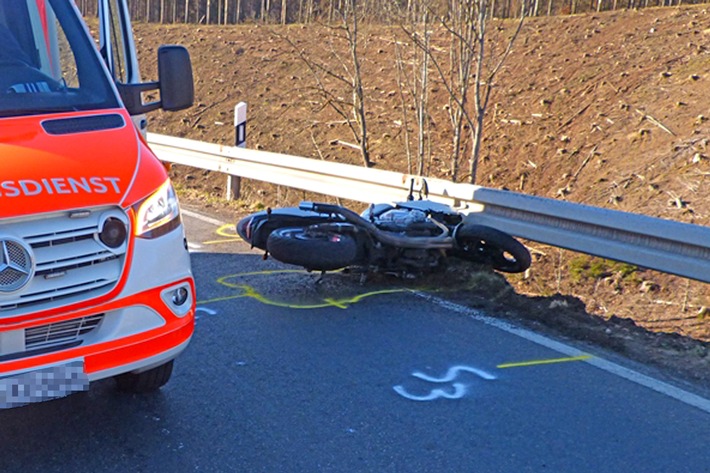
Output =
[
  {"x1": 55, "y1": 17, "x2": 79, "y2": 88},
  {"x1": 105, "y1": 0, "x2": 129, "y2": 83}
]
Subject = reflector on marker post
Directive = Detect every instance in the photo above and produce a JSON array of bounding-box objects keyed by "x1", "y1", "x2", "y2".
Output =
[
  {"x1": 235, "y1": 102, "x2": 247, "y2": 148},
  {"x1": 226, "y1": 102, "x2": 247, "y2": 200}
]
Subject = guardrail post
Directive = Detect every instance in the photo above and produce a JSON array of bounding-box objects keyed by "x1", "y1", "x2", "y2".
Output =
[{"x1": 226, "y1": 102, "x2": 247, "y2": 200}]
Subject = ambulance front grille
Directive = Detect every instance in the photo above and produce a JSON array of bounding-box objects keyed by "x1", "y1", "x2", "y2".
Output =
[
  {"x1": 25, "y1": 314, "x2": 104, "y2": 350},
  {"x1": 0, "y1": 208, "x2": 129, "y2": 318}
]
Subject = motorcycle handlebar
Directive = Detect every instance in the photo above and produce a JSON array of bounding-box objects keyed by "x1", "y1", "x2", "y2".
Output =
[{"x1": 298, "y1": 201, "x2": 453, "y2": 249}]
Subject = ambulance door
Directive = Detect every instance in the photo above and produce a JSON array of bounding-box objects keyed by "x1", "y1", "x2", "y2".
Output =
[{"x1": 98, "y1": 0, "x2": 146, "y2": 133}]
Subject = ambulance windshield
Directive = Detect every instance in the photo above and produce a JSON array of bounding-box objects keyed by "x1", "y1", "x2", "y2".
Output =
[{"x1": 0, "y1": 0, "x2": 119, "y2": 118}]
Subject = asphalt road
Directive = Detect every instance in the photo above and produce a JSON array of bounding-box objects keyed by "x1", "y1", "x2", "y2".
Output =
[{"x1": 1, "y1": 208, "x2": 709, "y2": 473}]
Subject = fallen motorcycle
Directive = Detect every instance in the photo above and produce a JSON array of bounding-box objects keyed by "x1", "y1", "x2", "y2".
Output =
[{"x1": 236, "y1": 194, "x2": 531, "y2": 276}]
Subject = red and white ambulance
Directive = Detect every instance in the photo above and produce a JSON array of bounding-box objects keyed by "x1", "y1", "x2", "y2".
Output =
[{"x1": 0, "y1": 0, "x2": 196, "y2": 407}]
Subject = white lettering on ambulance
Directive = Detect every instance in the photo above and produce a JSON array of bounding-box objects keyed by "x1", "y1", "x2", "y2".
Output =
[
  {"x1": 19, "y1": 180, "x2": 42, "y2": 196},
  {"x1": 0, "y1": 177, "x2": 121, "y2": 197},
  {"x1": 89, "y1": 177, "x2": 107, "y2": 193},
  {"x1": 0, "y1": 181, "x2": 20, "y2": 197},
  {"x1": 51, "y1": 177, "x2": 70, "y2": 194},
  {"x1": 41, "y1": 179, "x2": 54, "y2": 194},
  {"x1": 68, "y1": 177, "x2": 91, "y2": 193},
  {"x1": 105, "y1": 177, "x2": 121, "y2": 193}
]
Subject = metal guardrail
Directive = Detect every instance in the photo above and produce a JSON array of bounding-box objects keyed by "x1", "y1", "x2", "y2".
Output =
[{"x1": 148, "y1": 132, "x2": 710, "y2": 283}]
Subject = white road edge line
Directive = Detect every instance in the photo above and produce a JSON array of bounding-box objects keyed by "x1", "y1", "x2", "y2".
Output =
[
  {"x1": 181, "y1": 208, "x2": 226, "y2": 226},
  {"x1": 415, "y1": 292, "x2": 710, "y2": 415},
  {"x1": 178, "y1": 208, "x2": 710, "y2": 414}
]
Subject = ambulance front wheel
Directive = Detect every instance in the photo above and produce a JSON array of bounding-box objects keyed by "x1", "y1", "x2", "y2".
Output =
[{"x1": 114, "y1": 360, "x2": 174, "y2": 393}]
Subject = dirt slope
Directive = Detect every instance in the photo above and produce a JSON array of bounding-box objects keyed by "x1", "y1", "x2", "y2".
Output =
[{"x1": 127, "y1": 6, "x2": 710, "y2": 383}]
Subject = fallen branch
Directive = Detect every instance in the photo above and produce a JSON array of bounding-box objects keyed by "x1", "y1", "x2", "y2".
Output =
[
  {"x1": 310, "y1": 130, "x2": 325, "y2": 160},
  {"x1": 558, "y1": 101, "x2": 592, "y2": 131},
  {"x1": 636, "y1": 109, "x2": 676, "y2": 136},
  {"x1": 331, "y1": 139, "x2": 361, "y2": 150},
  {"x1": 572, "y1": 145, "x2": 597, "y2": 181}
]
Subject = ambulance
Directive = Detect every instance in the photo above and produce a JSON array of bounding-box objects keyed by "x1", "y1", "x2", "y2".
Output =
[{"x1": 0, "y1": 0, "x2": 196, "y2": 408}]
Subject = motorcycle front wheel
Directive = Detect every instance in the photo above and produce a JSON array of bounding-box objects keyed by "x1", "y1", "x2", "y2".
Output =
[
  {"x1": 266, "y1": 227, "x2": 358, "y2": 271},
  {"x1": 454, "y1": 224, "x2": 531, "y2": 273}
]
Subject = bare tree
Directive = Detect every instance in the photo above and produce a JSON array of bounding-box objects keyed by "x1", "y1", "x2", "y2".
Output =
[
  {"x1": 342, "y1": 0, "x2": 371, "y2": 167},
  {"x1": 261, "y1": 0, "x2": 271, "y2": 21},
  {"x1": 282, "y1": 0, "x2": 372, "y2": 167},
  {"x1": 392, "y1": 5, "x2": 433, "y2": 176},
  {"x1": 467, "y1": 0, "x2": 527, "y2": 182},
  {"x1": 405, "y1": 0, "x2": 526, "y2": 182}
]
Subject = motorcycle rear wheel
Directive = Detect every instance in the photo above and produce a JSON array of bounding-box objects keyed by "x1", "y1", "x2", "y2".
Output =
[
  {"x1": 455, "y1": 224, "x2": 531, "y2": 273},
  {"x1": 267, "y1": 227, "x2": 358, "y2": 271}
]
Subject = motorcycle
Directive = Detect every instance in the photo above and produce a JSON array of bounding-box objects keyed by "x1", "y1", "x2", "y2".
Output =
[{"x1": 236, "y1": 185, "x2": 531, "y2": 277}]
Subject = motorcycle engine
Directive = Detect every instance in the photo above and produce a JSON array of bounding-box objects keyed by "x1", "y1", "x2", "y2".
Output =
[{"x1": 375, "y1": 208, "x2": 430, "y2": 233}]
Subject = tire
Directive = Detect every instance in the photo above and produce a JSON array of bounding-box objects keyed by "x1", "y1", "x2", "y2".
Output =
[
  {"x1": 455, "y1": 224, "x2": 531, "y2": 273},
  {"x1": 266, "y1": 227, "x2": 358, "y2": 271},
  {"x1": 114, "y1": 360, "x2": 174, "y2": 393}
]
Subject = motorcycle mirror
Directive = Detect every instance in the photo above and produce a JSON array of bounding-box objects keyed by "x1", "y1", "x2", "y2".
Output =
[
  {"x1": 419, "y1": 179, "x2": 429, "y2": 200},
  {"x1": 407, "y1": 178, "x2": 415, "y2": 201}
]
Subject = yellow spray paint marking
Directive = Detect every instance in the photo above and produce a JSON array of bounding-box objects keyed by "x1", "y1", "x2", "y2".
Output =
[
  {"x1": 201, "y1": 267, "x2": 595, "y2": 394},
  {"x1": 197, "y1": 269, "x2": 414, "y2": 310},
  {"x1": 202, "y1": 224, "x2": 242, "y2": 245},
  {"x1": 496, "y1": 355, "x2": 592, "y2": 369}
]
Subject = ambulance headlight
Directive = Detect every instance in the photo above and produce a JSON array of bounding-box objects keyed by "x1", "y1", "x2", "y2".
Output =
[{"x1": 133, "y1": 180, "x2": 181, "y2": 238}]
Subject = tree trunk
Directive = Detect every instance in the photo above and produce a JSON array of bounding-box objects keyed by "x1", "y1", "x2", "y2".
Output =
[
  {"x1": 418, "y1": 39, "x2": 429, "y2": 176},
  {"x1": 348, "y1": 0, "x2": 370, "y2": 167},
  {"x1": 393, "y1": 41, "x2": 413, "y2": 174}
]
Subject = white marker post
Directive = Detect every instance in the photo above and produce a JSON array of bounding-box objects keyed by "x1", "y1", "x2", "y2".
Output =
[{"x1": 226, "y1": 102, "x2": 247, "y2": 200}]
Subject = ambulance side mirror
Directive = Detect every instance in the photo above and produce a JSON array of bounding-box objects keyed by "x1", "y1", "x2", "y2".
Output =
[
  {"x1": 157, "y1": 45, "x2": 194, "y2": 112},
  {"x1": 118, "y1": 45, "x2": 194, "y2": 115}
]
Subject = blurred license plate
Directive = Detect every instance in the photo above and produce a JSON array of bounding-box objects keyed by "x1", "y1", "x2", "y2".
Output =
[{"x1": 0, "y1": 361, "x2": 89, "y2": 409}]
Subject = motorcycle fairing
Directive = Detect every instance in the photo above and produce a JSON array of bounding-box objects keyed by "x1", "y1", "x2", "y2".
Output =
[{"x1": 236, "y1": 207, "x2": 341, "y2": 250}]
